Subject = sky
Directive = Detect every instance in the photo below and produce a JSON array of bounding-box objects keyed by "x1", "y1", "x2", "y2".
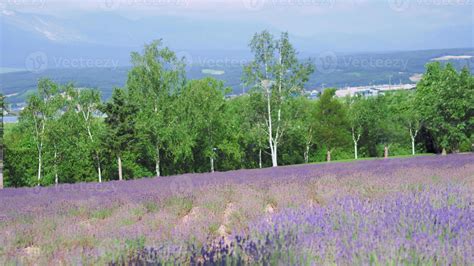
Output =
[{"x1": 1, "y1": 0, "x2": 473, "y2": 58}]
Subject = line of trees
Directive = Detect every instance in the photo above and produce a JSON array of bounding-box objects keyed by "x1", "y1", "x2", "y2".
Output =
[
  {"x1": 1, "y1": 94, "x2": 4, "y2": 189},
  {"x1": 3, "y1": 31, "x2": 473, "y2": 187}
]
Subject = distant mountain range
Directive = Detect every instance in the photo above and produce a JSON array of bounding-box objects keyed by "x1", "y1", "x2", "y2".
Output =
[{"x1": 1, "y1": 47, "x2": 473, "y2": 104}]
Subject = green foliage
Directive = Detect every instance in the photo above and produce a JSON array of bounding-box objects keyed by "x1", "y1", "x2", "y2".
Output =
[
  {"x1": 243, "y1": 30, "x2": 315, "y2": 166},
  {"x1": 416, "y1": 63, "x2": 473, "y2": 152},
  {"x1": 314, "y1": 89, "x2": 351, "y2": 151},
  {"x1": 2, "y1": 35, "x2": 473, "y2": 188},
  {"x1": 128, "y1": 40, "x2": 188, "y2": 177},
  {"x1": 102, "y1": 88, "x2": 138, "y2": 180}
]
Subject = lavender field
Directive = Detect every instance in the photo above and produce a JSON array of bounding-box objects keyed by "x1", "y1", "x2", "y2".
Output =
[{"x1": 1, "y1": 154, "x2": 473, "y2": 265}]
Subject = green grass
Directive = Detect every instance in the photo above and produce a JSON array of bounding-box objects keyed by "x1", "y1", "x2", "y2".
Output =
[
  {"x1": 143, "y1": 201, "x2": 159, "y2": 213},
  {"x1": 90, "y1": 208, "x2": 114, "y2": 220},
  {"x1": 163, "y1": 196, "x2": 193, "y2": 218}
]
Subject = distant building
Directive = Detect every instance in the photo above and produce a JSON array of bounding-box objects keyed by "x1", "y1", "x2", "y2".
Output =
[
  {"x1": 335, "y1": 84, "x2": 416, "y2": 98},
  {"x1": 355, "y1": 88, "x2": 379, "y2": 97},
  {"x1": 306, "y1": 90, "x2": 321, "y2": 99}
]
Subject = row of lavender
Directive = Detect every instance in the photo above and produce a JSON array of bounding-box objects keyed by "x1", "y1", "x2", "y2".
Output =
[
  {"x1": 1, "y1": 154, "x2": 472, "y2": 264},
  {"x1": 123, "y1": 186, "x2": 474, "y2": 265},
  {"x1": 1, "y1": 154, "x2": 471, "y2": 218}
]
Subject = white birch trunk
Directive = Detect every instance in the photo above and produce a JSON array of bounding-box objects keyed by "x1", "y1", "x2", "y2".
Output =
[
  {"x1": 352, "y1": 127, "x2": 361, "y2": 160},
  {"x1": 54, "y1": 150, "x2": 58, "y2": 185},
  {"x1": 304, "y1": 144, "x2": 310, "y2": 163},
  {"x1": 258, "y1": 148, "x2": 262, "y2": 169},
  {"x1": 98, "y1": 163, "x2": 102, "y2": 183},
  {"x1": 354, "y1": 142, "x2": 358, "y2": 160},
  {"x1": 210, "y1": 157, "x2": 214, "y2": 173},
  {"x1": 37, "y1": 146, "x2": 42, "y2": 184},
  {"x1": 85, "y1": 122, "x2": 102, "y2": 183},
  {"x1": 79, "y1": 105, "x2": 103, "y2": 183},
  {"x1": 271, "y1": 144, "x2": 278, "y2": 167},
  {"x1": 155, "y1": 147, "x2": 160, "y2": 177},
  {"x1": 265, "y1": 82, "x2": 278, "y2": 168},
  {"x1": 409, "y1": 127, "x2": 418, "y2": 156},
  {"x1": 118, "y1": 156, "x2": 123, "y2": 181}
]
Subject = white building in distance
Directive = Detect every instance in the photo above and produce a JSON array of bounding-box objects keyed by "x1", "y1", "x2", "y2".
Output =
[{"x1": 335, "y1": 84, "x2": 416, "y2": 98}]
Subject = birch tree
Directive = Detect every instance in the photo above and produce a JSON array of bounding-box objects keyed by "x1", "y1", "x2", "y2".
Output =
[
  {"x1": 243, "y1": 31, "x2": 314, "y2": 167},
  {"x1": 300, "y1": 98, "x2": 317, "y2": 163},
  {"x1": 68, "y1": 88, "x2": 104, "y2": 182},
  {"x1": 346, "y1": 96, "x2": 365, "y2": 159},
  {"x1": 46, "y1": 98, "x2": 67, "y2": 185},
  {"x1": 182, "y1": 78, "x2": 227, "y2": 173},
  {"x1": 127, "y1": 40, "x2": 186, "y2": 177},
  {"x1": 24, "y1": 79, "x2": 62, "y2": 185},
  {"x1": 397, "y1": 93, "x2": 422, "y2": 155}
]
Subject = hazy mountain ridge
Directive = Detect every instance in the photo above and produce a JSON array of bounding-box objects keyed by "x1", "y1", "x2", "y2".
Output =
[{"x1": 1, "y1": 48, "x2": 473, "y2": 104}]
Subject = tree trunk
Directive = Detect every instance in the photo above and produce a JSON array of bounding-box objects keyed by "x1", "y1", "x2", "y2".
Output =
[
  {"x1": 384, "y1": 145, "x2": 389, "y2": 159},
  {"x1": 351, "y1": 128, "x2": 361, "y2": 160},
  {"x1": 442, "y1": 148, "x2": 447, "y2": 156},
  {"x1": 86, "y1": 123, "x2": 102, "y2": 183},
  {"x1": 264, "y1": 80, "x2": 278, "y2": 168},
  {"x1": 271, "y1": 144, "x2": 278, "y2": 167},
  {"x1": 54, "y1": 150, "x2": 58, "y2": 185},
  {"x1": 155, "y1": 147, "x2": 160, "y2": 177},
  {"x1": 409, "y1": 128, "x2": 418, "y2": 156},
  {"x1": 304, "y1": 144, "x2": 310, "y2": 163},
  {"x1": 326, "y1": 150, "x2": 331, "y2": 162},
  {"x1": 258, "y1": 148, "x2": 262, "y2": 169},
  {"x1": 118, "y1": 156, "x2": 123, "y2": 181},
  {"x1": 95, "y1": 153, "x2": 102, "y2": 183},
  {"x1": 354, "y1": 141, "x2": 358, "y2": 160},
  {"x1": 210, "y1": 157, "x2": 215, "y2": 173},
  {"x1": 37, "y1": 150, "x2": 42, "y2": 185},
  {"x1": 98, "y1": 163, "x2": 102, "y2": 183}
]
